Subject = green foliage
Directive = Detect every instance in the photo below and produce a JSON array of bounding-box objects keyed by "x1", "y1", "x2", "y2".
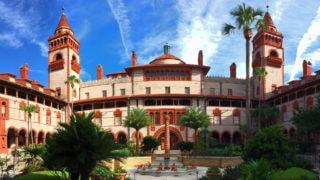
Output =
[
  {"x1": 291, "y1": 95, "x2": 320, "y2": 134},
  {"x1": 180, "y1": 107, "x2": 211, "y2": 130},
  {"x1": 43, "y1": 112, "x2": 125, "y2": 180},
  {"x1": 126, "y1": 140, "x2": 136, "y2": 154},
  {"x1": 271, "y1": 167, "x2": 317, "y2": 180},
  {"x1": 288, "y1": 141, "x2": 312, "y2": 154},
  {"x1": 207, "y1": 166, "x2": 220, "y2": 174},
  {"x1": 114, "y1": 167, "x2": 126, "y2": 173},
  {"x1": 24, "y1": 162, "x2": 37, "y2": 172},
  {"x1": 222, "y1": 163, "x2": 244, "y2": 180},
  {"x1": 226, "y1": 145, "x2": 242, "y2": 156},
  {"x1": 292, "y1": 157, "x2": 314, "y2": 170},
  {"x1": 222, "y1": 3, "x2": 265, "y2": 35},
  {"x1": 141, "y1": 136, "x2": 160, "y2": 153},
  {"x1": 91, "y1": 165, "x2": 113, "y2": 179},
  {"x1": 64, "y1": 75, "x2": 80, "y2": 88},
  {"x1": 242, "y1": 126, "x2": 296, "y2": 169},
  {"x1": 124, "y1": 108, "x2": 152, "y2": 154},
  {"x1": 240, "y1": 159, "x2": 273, "y2": 180},
  {"x1": 15, "y1": 170, "x2": 68, "y2": 180},
  {"x1": 251, "y1": 105, "x2": 280, "y2": 128},
  {"x1": 176, "y1": 141, "x2": 194, "y2": 152}
]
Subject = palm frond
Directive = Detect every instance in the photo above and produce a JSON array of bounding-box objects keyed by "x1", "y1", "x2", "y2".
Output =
[{"x1": 222, "y1": 23, "x2": 236, "y2": 35}]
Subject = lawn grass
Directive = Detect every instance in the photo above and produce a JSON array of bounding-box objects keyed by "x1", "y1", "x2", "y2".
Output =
[
  {"x1": 15, "y1": 170, "x2": 68, "y2": 180},
  {"x1": 272, "y1": 167, "x2": 317, "y2": 180}
]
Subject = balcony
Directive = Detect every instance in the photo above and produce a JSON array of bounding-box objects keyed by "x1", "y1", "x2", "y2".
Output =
[
  {"x1": 49, "y1": 60, "x2": 64, "y2": 72},
  {"x1": 267, "y1": 56, "x2": 282, "y2": 68}
]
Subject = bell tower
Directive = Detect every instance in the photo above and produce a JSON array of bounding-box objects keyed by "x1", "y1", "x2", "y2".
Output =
[
  {"x1": 252, "y1": 12, "x2": 284, "y2": 99},
  {"x1": 48, "y1": 10, "x2": 81, "y2": 103}
]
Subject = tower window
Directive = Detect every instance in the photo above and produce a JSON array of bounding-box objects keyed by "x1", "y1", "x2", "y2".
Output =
[
  {"x1": 56, "y1": 54, "x2": 62, "y2": 60},
  {"x1": 72, "y1": 55, "x2": 77, "y2": 61},
  {"x1": 185, "y1": 87, "x2": 190, "y2": 94},
  {"x1": 121, "y1": 89, "x2": 125, "y2": 96},
  {"x1": 85, "y1": 93, "x2": 90, "y2": 99},
  {"x1": 146, "y1": 87, "x2": 151, "y2": 94},
  {"x1": 102, "y1": 90, "x2": 107, "y2": 97},
  {"x1": 165, "y1": 87, "x2": 170, "y2": 94},
  {"x1": 270, "y1": 50, "x2": 278, "y2": 57}
]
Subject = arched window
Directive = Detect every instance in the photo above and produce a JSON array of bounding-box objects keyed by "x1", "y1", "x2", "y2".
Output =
[
  {"x1": 169, "y1": 112, "x2": 173, "y2": 124},
  {"x1": 72, "y1": 55, "x2": 77, "y2": 61},
  {"x1": 56, "y1": 54, "x2": 62, "y2": 60},
  {"x1": 1, "y1": 102, "x2": 6, "y2": 118},
  {"x1": 114, "y1": 109, "x2": 122, "y2": 126},
  {"x1": 176, "y1": 112, "x2": 180, "y2": 124},
  {"x1": 95, "y1": 111, "x2": 102, "y2": 126},
  {"x1": 270, "y1": 50, "x2": 278, "y2": 57},
  {"x1": 149, "y1": 112, "x2": 154, "y2": 124}
]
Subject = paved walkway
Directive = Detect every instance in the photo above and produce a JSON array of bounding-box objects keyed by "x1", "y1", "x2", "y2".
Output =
[{"x1": 125, "y1": 167, "x2": 208, "y2": 180}]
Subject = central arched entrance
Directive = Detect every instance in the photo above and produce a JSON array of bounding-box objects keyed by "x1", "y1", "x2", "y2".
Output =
[{"x1": 153, "y1": 127, "x2": 183, "y2": 150}]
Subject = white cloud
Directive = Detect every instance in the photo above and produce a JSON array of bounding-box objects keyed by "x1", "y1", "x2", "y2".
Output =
[
  {"x1": 76, "y1": 19, "x2": 90, "y2": 40},
  {"x1": 304, "y1": 48, "x2": 320, "y2": 67},
  {"x1": 107, "y1": 0, "x2": 134, "y2": 63},
  {"x1": 80, "y1": 69, "x2": 92, "y2": 81},
  {"x1": 289, "y1": 6, "x2": 320, "y2": 81},
  {"x1": 0, "y1": 0, "x2": 47, "y2": 57},
  {"x1": 272, "y1": 0, "x2": 292, "y2": 23}
]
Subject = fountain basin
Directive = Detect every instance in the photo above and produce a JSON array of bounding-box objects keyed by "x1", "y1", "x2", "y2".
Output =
[{"x1": 137, "y1": 167, "x2": 197, "y2": 177}]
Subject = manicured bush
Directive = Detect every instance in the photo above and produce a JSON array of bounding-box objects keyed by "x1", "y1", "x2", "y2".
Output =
[
  {"x1": 226, "y1": 145, "x2": 242, "y2": 156},
  {"x1": 242, "y1": 126, "x2": 296, "y2": 169},
  {"x1": 141, "y1": 136, "x2": 160, "y2": 153},
  {"x1": 176, "y1": 141, "x2": 194, "y2": 152}
]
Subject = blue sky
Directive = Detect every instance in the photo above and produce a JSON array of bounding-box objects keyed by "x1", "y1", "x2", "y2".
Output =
[{"x1": 0, "y1": 0, "x2": 320, "y2": 87}]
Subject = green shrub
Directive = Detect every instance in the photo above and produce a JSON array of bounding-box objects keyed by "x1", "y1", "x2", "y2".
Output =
[
  {"x1": 226, "y1": 145, "x2": 242, "y2": 156},
  {"x1": 271, "y1": 167, "x2": 317, "y2": 180},
  {"x1": 113, "y1": 148, "x2": 130, "y2": 157},
  {"x1": 241, "y1": 159, "x2": 274, "y2": 180},
  {"x1": 292, "y1": 157, "x2": 313, "y2": 170},
  {"x1": 242, "y1": 126, "x2": 296, "y2": 169},
  {"x1": 289, "y1": 141, "x2": 313, "y2": 154},
  {"x1": 24, "y1": 162, "x2": 37, "y2": 172},
  {"x1": 141, "y1": 136, "x2": 160, "y2": 153},
  {"x1": 126, "y1": 140, "x2": 136, "y2": 154},
  {"x1": 207, "y1": 167, "x2": 220, "y2": 173},
  {"x1": 222, "y1": 163, "x2": 244, "y2": 180},
  {"x1": 114, "y1": 167, "x2": 126, "y2": 173},
  {"x1": 92, "y1": 165, "x2": 113, "y2": 179},
  {"x1": 176, "y1": 141, "x2": 194, "y2": 152}
]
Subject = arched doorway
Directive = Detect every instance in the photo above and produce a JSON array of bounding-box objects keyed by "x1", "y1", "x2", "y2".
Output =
[
  {"x1": 7, "y1": 128, "x2": 16, "y2": 148},
  {"x1": 233, "y1": 132, "x2": 241, "y2": 145},
  {"x1": 158, "y1": 132, "x2": 179, "y2": 150},
  {"x1": 153, "y1": 127, "x2": 183, "y2": 150},
  {"x1": 117, "y1": 132, "x2": 127, "y2": 144},
  {"x1": 38, "y1": 131, "x2": 44, "y2": 144},
  {"x1": 222, "y1": 132, "x2": 231, "y2": 145},
  {"x1": 211, "y1": 131, "x2": 220, "y2": 145},
  {"x1": 18, "y1": 130, "x2": 26, "y2": 147}
]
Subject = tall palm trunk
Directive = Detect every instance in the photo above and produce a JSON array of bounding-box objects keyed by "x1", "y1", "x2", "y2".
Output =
[
  {"x1": 194, "y1": 129, "x2": 199, "y2": 154},
  {"x1": 136, "y1": 130, "x2": 140, "y2": 154},
  {"x1": 71, "y1": 84, "x2": 74, "y2": 112},
  {"x1": 29, "y1": 113, "x2": 34, "y2": 145},
  {"x1": 244, "y1": 28, "x2": 253, "y2": 142}
]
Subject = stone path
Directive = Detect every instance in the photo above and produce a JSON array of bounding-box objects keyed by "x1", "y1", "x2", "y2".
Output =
[{"x1": 125, "y1": 167, "x2": 208, "y2": 180}]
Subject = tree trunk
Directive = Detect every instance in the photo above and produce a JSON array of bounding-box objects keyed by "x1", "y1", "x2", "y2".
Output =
[
  {"x1": 71, "y1": 84, "x2": 74, "y2": 113},
  {"x1": 70, "y1": 171, "x2": 79, "y2": 180},
  {"x1": 194, "y1": 129, "x2": 199, "y2": 154},
  {"x1": 258, "y1": 78, "x2": 262, "y2": 130},
  {"x1": 244, "y1": 28, "x2": 253, "y2": 144},
  {"x1": 29, "y1": 113, "x2": 34, "y2": 145},
  {"x1": 136, "y1": 130, "x2": 139, "y2": 154}
]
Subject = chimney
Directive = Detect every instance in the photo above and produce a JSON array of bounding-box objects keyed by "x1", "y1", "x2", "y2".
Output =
[
  {"x1": 20, "y1": 64, "x2": 29, "y2": 79},
  {"x1": 97, "y1": 64, "x2": 103, "y2": 80},
  {"x1": 132, "y1": 51, "x2": 137, "y2": 66},
  {"x1": 230, "y1": 62, "x2": 236, "y2": 78},
  {"x1": 198, "y1": 50, "x2": 203, "y2": 66},
  {"x1": 303, "y1": 60, "x2": 312, "y2": 76}
]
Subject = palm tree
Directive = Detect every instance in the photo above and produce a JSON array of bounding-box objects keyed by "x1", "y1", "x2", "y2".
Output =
[
  {"x1": 64, "y1": 75, "x2": 80, "y2": 111},
  {"x1": 20, "y1": 104, "x2": 37, "y2": 145},
  {"x1": 180, "y1": 107, "x2": 211, "y2": 154},
  {"x1": 253, "y1": 67, "x2": 268, "y2": 129},
  {"x1": 222, "y1": 3, "x2": 265, "y2": 140},
  {"x1": 43, "y1": 112, "x2": 125, "y2": 180},
  {"x1": 123, "y1": 108, "x2": 152, "y2": 154}
]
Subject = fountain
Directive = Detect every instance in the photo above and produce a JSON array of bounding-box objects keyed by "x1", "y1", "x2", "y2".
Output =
[
  {"x1": 136, "y1": 115, "x2": 197, "y2": 176},
  {"x1": 136, "y1": 156, "x2": 197, "y2": 176}
]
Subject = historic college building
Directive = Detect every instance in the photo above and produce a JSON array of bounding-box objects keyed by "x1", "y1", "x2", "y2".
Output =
[{"x1": 0, "y1": 11, "x2": 319, "y2": 154}]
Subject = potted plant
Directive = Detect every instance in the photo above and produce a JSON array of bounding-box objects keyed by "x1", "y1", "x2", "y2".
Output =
[
  {"x1": 206, "y1": 166, "x2": 221, "y2": 180},
  {"x1": 113, "y1": 167, "x2": 127, "y2": 180}
]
